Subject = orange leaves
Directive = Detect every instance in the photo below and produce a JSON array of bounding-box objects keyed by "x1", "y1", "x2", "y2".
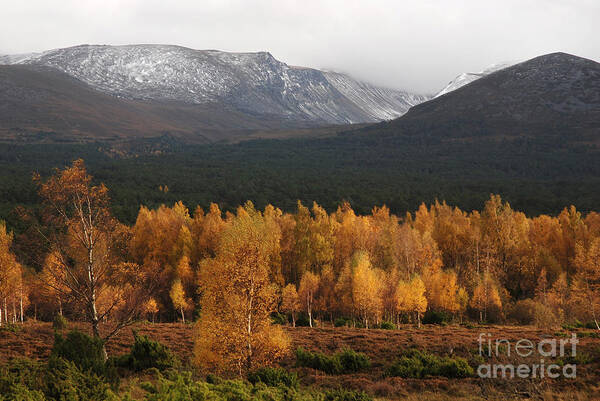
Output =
[
  {"x1": 281, "y1": 284, "x2": 300, "y2": 318},
  {"x1": 425, "y1": 269, "x2": 460, "y2": 313},
  {"x1": 395, "y1": 275, "x2": 427, "y2": 320},
  {"x1": 194, "y1": 202, "x2": 289, "y2": 375},
  {"x1": 298, "y1": 271, "x2": 320, "y2": 327},
  {"x1": 20, "y1": 168, "x2": 600, "y2": 356},
  {"x1": 470, "y1": 272, "x2": 503, "y2": 322},
  {"x1": 571, "y1": 238, "x2": 600, "y2": 328}
]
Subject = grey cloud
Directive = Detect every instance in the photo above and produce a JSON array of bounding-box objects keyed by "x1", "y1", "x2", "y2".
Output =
[{"x1": 1, "y1": 0, "x2": 598, "y2": 93}]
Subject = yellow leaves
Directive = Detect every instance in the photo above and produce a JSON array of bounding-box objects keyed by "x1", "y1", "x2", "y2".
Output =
[
  {"x1": 194, "y1": 203, "x2": 289, "y2": 375},
  {"x1": 144, "y1": 298, "x2": 159, "y2": 314},
  {"x1": 169, "y1": 279, "x2": 188, "y2": 311},
  {"x1": 0, "y1": 222, "x2": 21, "y2": 288},
  {"x1": 298, "y1": 271, "x2": 320, "y2": 325},
  {"x1": 175, "y1": 256, "x2": 194, "y2": 287},
  {"x1": 425, "y1": 269, "x2": 460, "y2": 313},
  {"x1": 350, "y1": 251, "x2": 382, "y2": 327},
  {"x1": 456, "y1": 287, "x2": 469, "y2": 313},
  {"x1": 396, "y1": 275, "x2": 427, "y2": 315},
  {"x1": 413, "y1": 203, "x2": 435, "y2": 235},
  {"x1": 571, "y1": 238, "x2": 600, "y2": 326},
  {"x1": 574, "y1": 237, "x2": 600, "y2": 279},
  {"x1": 194, "y1": 203, "x2": 225, "y2": 259},
  {"x1": 470, "y1": 272, "x2": 503, "y2": 320},
  {"x1": 410, "y1": 276, "x2": 428, "y2": 315},
  {"x1": 0, "y1": 221, "x2": 28, "y2": 321},
  {"x1": 252, "y1": 324, "x2": 291, "y2": 365},
  {"x1": 281, "y1": 283, "x2": 300, "y2": 314}
]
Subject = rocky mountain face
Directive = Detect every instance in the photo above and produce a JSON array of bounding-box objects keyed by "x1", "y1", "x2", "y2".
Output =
[
  {"x1": 359, "y1": 53, "x2": 600, "y2": 140},
  {"x1": 3, "y1": 44, "x2": 428, "y2": 125}
]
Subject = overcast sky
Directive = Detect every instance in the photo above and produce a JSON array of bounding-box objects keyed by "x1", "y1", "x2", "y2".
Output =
[{"x1": 2, "y1": 0, "x2": 598, "y2": 93}]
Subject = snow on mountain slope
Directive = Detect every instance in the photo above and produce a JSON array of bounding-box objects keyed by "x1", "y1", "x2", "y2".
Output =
[
  {"x1": 0, "y1": 52, "x2": 40, "y2": 65},
  {"x1": 6, "y1": 44, "x2": 428, "y2": 124},
  {"x1": 435, "y1": 62, "x2": 515, "y2": 98},
  {"x1": 323, "y1": 71, "x2": 430, "y2": 120}
]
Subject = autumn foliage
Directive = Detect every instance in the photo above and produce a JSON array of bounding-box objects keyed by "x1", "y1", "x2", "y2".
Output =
[
  {"x1": 2, "y1": 161, "x2": 600, "y2": 373},
  {"x1": 193, "y1": 202, "x2": 290, "y2": 375}
]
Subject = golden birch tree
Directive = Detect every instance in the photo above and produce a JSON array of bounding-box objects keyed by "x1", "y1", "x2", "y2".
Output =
[{"x1": 194, "y1": 202, "x2": 289, "y2": 375}]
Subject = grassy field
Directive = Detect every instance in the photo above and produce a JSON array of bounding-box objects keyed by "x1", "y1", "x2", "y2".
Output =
[{"x1": 1, "y1": 322, "x2": 599, "y2": 400}]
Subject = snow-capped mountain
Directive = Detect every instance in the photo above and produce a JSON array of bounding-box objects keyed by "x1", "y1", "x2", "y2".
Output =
[
  {"x1": 434, "y1": 62, "x2": 515, "y2": 98},
  {"x1": 3, "y1": 44, "x2": 429, "y2": 124},
  {"x1": 0, "y1": 53, "x2": 40, "y2": 65}
]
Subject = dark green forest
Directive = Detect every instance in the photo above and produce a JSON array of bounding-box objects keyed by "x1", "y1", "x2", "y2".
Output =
[{"x1": 1, "y1": 133, "x2": 599, "y2": 230}]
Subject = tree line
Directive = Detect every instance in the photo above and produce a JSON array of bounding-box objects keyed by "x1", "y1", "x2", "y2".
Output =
[{"x1": 1, "y1": 160, "x2": 599, "y2": 369}]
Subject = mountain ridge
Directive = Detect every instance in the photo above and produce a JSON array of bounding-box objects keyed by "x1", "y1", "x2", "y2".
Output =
[
  {"x1": 0, "y1": 64, "x2": 338, "y2": 144},
  {"x1": 358, "y1": 52, "x2": 600, "y2": 140},
  {"x1": 2, "y1": 44, "x2": 429, "y2": 125},
  {"x1": 434, "y1": 61, "x2": 515, "y2": 98}
]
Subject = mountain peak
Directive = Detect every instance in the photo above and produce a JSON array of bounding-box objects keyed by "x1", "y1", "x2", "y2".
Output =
[{"x1": 365, "y1": 52, "x2": 600, "y2": 140}]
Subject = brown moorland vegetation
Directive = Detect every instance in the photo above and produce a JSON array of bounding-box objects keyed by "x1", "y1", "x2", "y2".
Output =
[{"x1": 1, "y1": 322, "x2": 599, "y2": 400}]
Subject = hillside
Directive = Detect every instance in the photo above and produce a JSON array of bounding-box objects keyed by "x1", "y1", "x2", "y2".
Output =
[
  {"x1": 361, "y1": 53, "x2": 600, "y2": 140},
  {"x1": 2, "y1": 44, "x2": 428, "y2": 127},
  {"x1": 1, "y1": 52, "x2": 600, "y2": 224},
  {"x1": 0, "y1": 64, "x2": 336, "y2": 143}
]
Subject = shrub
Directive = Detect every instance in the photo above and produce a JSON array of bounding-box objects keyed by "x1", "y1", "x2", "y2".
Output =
[
  {"x1": 0, "y1": 356, "x2": 118, "y2": 400},
  {"x1": 509, "y1": 299, "x2": 537, "y2": 325},
  {"x1": 532, "y1": 303, "x2": 561, "y2": 328},
  {"x1": 295, "y1": 313, "x2": 311, "y2": 327},
  {"x1": 376, "y1": 321, "x2": 395, "y2": 330},
  {"x1": 296, "y1": 347, "x2": 342, "y2": 374},
  {"x1": 351, "y1": 320, "x2": 366, "y2": 329},
  {"x1": 509, "y1": 299, "x2": 560, "y2": 328},
  {"x1": 422, "y1": 310, "x2": 452, "y2": 325},
  {"x1": 271, "y1": 312, "x2": 288, "y2": 325},
  {"x1": 385, "y1": 349, "x2": 473, "y2": 378},
  {"x1": 562, "y1": 319, "x2": 583, "y2": 330},
  {"x1": 0, "y1": 359, "x2": 46, "y2": 397},
  {"x1": 0, "y1": 383, "x2": 46, "y2": 401},
  {"x1": 117, "y1": 331, "x2": 178, "y2": 371},
  {"x1": 145, "y1": 371, "x2": 373, "y2": 401},
  {"x1": 577, "y1": 331, "x2": 600, "y2": 338},
  {"x1": 51, "y1": 330, "x2": 106, "y2": 376},
  {"x1": 52, "y1": 314, "x2": 68, "y2": 331},
  {"x1": 334, "y1": 318, "x2": 348, "y2": 327},
  {"x1": 248, "y1": 367, "x2": 298, "y2": 388},
  {"x1": 45, "y1": 357, "x2": 119, "y2": 401},
  {"x1": 0, "y1": 323, "x2": 22, "y2": 334},
  {"x1": 295, "y1": 347, "x2": 370, "y2": 374},
  {"x1": 337, "y1": 348, "x2": 371, "y2": 372},
  {"x1": 325, "y1": 388, "x2": 373, "y2": 401}
]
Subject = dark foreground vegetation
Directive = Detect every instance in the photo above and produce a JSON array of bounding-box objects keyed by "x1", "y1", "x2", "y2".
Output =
[
  {"x1": 1, "y1": 322, "x2": 600, "y2": 401},
  {"x1": 0, "y1": 327, "x2": 372, "y2": 401}
]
